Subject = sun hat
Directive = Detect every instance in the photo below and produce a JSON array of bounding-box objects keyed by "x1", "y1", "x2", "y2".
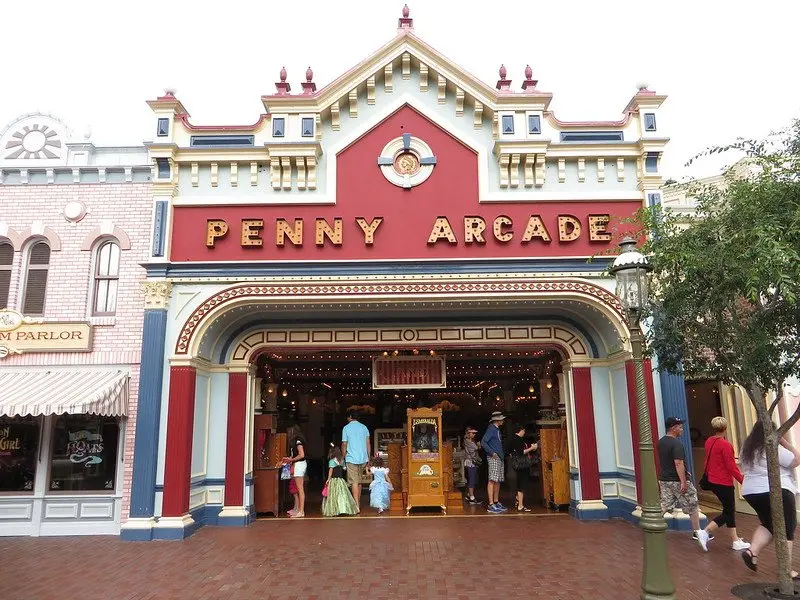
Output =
[{"x1": 490, "y1": 411, "x2": 506, "y2": 422}]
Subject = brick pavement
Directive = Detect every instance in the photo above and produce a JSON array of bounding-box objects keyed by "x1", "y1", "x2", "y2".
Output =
[{"x1": 0, "y1": 513, "x2": 795, "y2": 600}]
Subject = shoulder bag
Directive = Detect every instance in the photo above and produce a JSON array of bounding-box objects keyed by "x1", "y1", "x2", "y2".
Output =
[{"x1": 699, "y1": 438, "x2": 721, "y2": 490}]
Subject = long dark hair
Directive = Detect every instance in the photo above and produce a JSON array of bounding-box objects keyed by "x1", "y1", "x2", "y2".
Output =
[
  {"x1": 288, "y1": 425, "x2": 305, "y2": 446},
  {"x1": 741, "y1": 421, "x2": 765, "y2": 467}
]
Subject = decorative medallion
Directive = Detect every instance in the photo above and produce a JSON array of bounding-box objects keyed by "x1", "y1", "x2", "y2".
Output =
[
  {"x1": 377, "y1": 133, "x2": 436, "y2": 189},
  {"x1": 63, "y1": 201, "x2": 87, "y2": 223},
  {"x1": 4, "y1": 123, "x2": 62, "y2": 160}
]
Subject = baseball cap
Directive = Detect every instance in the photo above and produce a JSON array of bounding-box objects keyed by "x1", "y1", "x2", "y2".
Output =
[{"x1": 665, "y1": 417, "x2": 684, "y2": 429}]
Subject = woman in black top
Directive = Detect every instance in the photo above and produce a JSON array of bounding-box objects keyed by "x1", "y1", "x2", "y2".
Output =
[
  {"x1": 509, "y1": 425, "x2": 538, "y2": 512},
  {"x1": 282, "y1": 426, "x2": 307, "y2": 518}
]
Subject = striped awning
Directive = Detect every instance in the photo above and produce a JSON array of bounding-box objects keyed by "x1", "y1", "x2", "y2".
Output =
[{"x1": 0, "y1": 369, "x2": 129, "y2": 417}]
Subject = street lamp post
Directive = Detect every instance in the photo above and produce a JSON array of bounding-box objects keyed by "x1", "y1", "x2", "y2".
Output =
[{"x1": 610, "y1": 236, "x2": 676, "y2": 600}]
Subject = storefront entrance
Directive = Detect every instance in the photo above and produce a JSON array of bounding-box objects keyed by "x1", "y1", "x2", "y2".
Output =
[{"x1": 250, "y1": 346, "x2": 565, "y2": 517}]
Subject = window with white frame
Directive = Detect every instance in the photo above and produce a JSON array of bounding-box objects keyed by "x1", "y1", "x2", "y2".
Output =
[
  {"x1": 22, "y1": 241, "x2": 50, "y2": 316},
  {"x1": 0, "y1": 241, "x2": 12, "y2": 308},
  {"x1": 501, "y1": 114, "x2": 515, "y2": 134},
  {"x1": 301, "y1": 117, "x2": 314, "y2": 137},
  {"x1": 92, "y1": 240, "x2": 120, "y2": 316}
]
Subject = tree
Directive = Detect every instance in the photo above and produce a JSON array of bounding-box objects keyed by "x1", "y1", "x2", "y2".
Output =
[{"x1": 637, "y1": 120, "x2": 800, "y2": 596}]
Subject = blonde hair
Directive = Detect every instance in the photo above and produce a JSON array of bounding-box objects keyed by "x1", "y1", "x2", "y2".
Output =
[{"x1": 711, "y1": 416, "x2": 728, "y2": 433}]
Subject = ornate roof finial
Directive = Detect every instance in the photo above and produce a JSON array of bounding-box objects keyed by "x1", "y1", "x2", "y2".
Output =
[
  {"x1": 636, "y1": 81, "x2": 655, "y2": 95},
  {"x1": 522, "y1": 64, "x2": 538, "y2": 91},
  {"x1": 302, "y1": 66, "x2": 317, "y2": 94},
  {"x1": 398, "y1": 4, "x2": 413, "y2": 31},
  {"x1": 496, "y1": 64, "x2": 511, "y2": 92},
  {"x1": 275, "y1": 67, "x2": 291, "y2": 94}
]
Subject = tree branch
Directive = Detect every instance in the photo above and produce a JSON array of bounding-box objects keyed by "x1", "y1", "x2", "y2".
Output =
[{"x1": 777, "y1": 383, "x2": 800, "y2": 438}]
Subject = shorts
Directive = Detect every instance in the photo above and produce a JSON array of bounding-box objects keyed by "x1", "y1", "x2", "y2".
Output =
[
  {"x1": 744, "y1": 489, "x2": 797, "y2": 541},
  {"x1": 487, "y1": 455, "x2": 505, "y2": 483},
  {"x1": 659, "y1": 480, "x2": 699, "y2": 514},
  {"x1": 293, "y1": 460, "x2": 307, "y2": 478},
  {"x1": 346, "y1": 462, "x2": 366, "y2": 485},
  {"x1": 466, "y1": 465, "x2": 478, "y2": 489}
]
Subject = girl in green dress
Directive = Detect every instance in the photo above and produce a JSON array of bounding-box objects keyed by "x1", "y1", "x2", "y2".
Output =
[{"x1": 322, "y1": 445, "x2": 358, "y2": 517}]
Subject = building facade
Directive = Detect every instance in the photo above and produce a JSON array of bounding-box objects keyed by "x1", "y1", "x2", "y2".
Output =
[
  {"x1": 0, "y1": 113, "x2": 151, "y2": 535},
  {"x1": 118, "y1": 7, "x2": 697, "y2": 541}
]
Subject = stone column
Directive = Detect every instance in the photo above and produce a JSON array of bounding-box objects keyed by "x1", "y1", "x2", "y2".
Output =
[
  {"x1": 219, "y1": 370, "x2": 250, "y2": 525},
  {"x1": 156, "y1": 365, "x2": 197, "y2": 537},
  {"x1": 122, "y1": 281, "x2": 171, "y2": 541}
]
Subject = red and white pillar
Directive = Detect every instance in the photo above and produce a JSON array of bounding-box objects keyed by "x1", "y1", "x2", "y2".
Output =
[
  {"x1": 571, "y1": 365, "x2": 608, "y2": 517},
  {"x1": 157, "y1": 365, "x2": 196, "y2": 534},
  {"x1": 218, "y1": 369, "x2": 251, "y2": 525}
]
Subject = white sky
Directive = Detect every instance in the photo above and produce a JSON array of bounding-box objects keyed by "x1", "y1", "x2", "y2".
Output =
[{"x1": 2, "y1": 0, "x2": 798, "y2": 180}]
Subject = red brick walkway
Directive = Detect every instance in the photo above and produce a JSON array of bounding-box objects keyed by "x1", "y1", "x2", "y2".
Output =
[{"x1": 0, "y1": 513, "x2": 794, "y2": 600}]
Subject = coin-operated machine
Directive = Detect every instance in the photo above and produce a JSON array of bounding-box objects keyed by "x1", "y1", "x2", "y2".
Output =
[{"x1": 405, "y1": 408, "x2": 445, "y2": 514}]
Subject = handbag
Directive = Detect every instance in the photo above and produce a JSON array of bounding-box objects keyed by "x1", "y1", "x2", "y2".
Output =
[
  {"x1": 511, "y1": 452, "x2": 532, "y2": 470},
  {"x1": 322, "y1": 482, "x2": 329, "y2": 498},
  {"x1": 699, "y1": 438, "x2": 720, "y2": 490},
  {"x1": 280, "y1": 463, "x2": 292, "y2": 480}
]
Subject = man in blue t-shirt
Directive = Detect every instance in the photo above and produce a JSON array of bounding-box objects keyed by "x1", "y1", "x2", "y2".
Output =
[
  {"x1": 482, "y1": 412, "x2": 508, "y2": 513},
  {"x1": 342, "y1": 410, "x2": 371, "y2": 512}
]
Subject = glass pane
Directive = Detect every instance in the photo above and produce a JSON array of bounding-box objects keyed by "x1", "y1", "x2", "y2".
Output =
[
  {"x1": 95, "y1": 280, "x2": 108, "y2": 314},
  {"x1": 97, "y1": 243, "x2": 111, "y2": 276},
  {"x1": 273, "y1": 118, "x2": 285, "y2": 137},
  {"x1": 502, "y1": 115, "x2": 514, "y2": 134},
  {"x1": 108, "y1": 243, "x2": 120, "y2": 276},
  {"x1": 301, "y1": 118, "x2": 313, "y2": 137},
  {"x1": 0, "y1": 270, "x2": 10, "y2": 309},
  {"x1": 29, "y1": 242, "x2": 50, "y2": 266},
  {"x1": 0, "y1": 417, "x2": 39, "y2": 492},
  {"x1": 411, "y1": 419, "x2": 439, "y2": 452},
  {"x1": 49, "y1": 415, "x2": 119, "y2": 492},
  {"x1": 106, "y1": 280, "x2": 118, "y2": 313},
  {"x1": 23, "y1": 268, "x2": 48, "y2": 315},
  {"x1": 528, "y1": 115, "x2": 541, "y2": 134},
  {"x1": 0, "y1": 242, "x2": 12, "y2": 266}
]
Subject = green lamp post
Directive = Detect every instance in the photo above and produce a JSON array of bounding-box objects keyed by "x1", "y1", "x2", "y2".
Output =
[{"x1": 610, "y1": 236, "x2": 676, "y2": 600}]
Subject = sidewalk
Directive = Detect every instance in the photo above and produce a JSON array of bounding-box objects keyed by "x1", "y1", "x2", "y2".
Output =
[{"x1": 0, "y1": 512, "x2": 792, "y2": 600}]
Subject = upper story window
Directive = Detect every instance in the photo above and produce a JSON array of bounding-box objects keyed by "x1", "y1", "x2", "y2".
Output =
[
  {"x1": 22, "y1": 241, "x2": 50, "y2": 316},
  {"x1": 273, "y1": 118, "x2": 285, "y2": 138},
  {"x1": 0, "y1": 242, "x2": 12, "y2": 309},
  {"x1": 559, "y1": 131, "x2": 624, "y2": 143},
  {"x1": 155, "y1": 158, "x2": 171, "y2": 179},
  {"x1": 644, "y1": 113, "x2": 657, "y2": 132},
  {"x1": 501, "y1": 115, "x2": 515, "y2": 134},
  {"x1": 528, "y1": 115, "x2": 541, "y2": 134},
  {"x1": 156, "y1": 118, "x2": 170, "y2": 137},
  {"x1": 301, "y1": 117, "x2": 314, "y2": 138},
  {"x1": 189, "y1": 135, "x2": 254, "y2": 147},
  {"x1": 93, "y1": 240, "x2": 120, "y2": 316}
]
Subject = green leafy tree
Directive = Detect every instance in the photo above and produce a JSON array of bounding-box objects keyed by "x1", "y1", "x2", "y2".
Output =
[{"x1": 638, "y1": 120, "x2": 800, "y2": 595}]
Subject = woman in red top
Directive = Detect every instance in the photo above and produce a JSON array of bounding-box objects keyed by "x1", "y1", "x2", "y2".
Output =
[{"x1": 699, "y1": 416, "x2": 751, "y2": 551}]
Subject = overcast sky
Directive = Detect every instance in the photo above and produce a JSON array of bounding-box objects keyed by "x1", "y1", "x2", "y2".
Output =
[{"x1": 2, "y1": 0, "x2": 797, "y2": 179}]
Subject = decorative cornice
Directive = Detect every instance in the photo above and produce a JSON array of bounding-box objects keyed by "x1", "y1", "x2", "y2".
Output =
[
  {"x1": 174, "y1": 278, "x2": 624, "y2": 355},
  {"x1": 141, "y1": 280, "x2": 173, "y2": 310}
]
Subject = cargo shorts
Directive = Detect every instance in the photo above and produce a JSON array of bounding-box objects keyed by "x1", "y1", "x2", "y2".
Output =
[{"x1": 660, "y1": 480, "x2": 699, "y2": 514}]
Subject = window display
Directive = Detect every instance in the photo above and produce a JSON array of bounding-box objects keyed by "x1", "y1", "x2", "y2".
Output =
[
  {"x1": 0, "y1": 417, "x2": 39, "y2": 492},
  {"x1": 49, "y1": 415, "x2": 119, "y2": 492}
]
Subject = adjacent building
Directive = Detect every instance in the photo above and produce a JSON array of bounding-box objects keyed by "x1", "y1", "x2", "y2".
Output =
[{"x1": 0, "y1": 113, "x2": 151, "y2": 535}]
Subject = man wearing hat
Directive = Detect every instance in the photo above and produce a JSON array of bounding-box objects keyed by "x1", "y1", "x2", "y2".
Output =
[
  {"x1": 658, "y1": 416, "x2": 707, "y2": 550},
  {"x1": 481, "y1": 412, "x2": 508, "y2": 513}
]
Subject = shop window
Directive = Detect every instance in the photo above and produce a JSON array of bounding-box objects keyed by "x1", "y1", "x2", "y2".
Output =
[
  {"x1": 501, "y1": 114, "x2": 514, "y2": 134},
  {"x1": 273, "y1": 118, "x2": 285, "y2": 138},
  {"x1": 22, "y1": 241, "x2": 50, "y2": 316},
  {"x1": 644, "y1": 113, "x2": 657, "y2": 132},
  {"x1": 0, "y1": 241, "x2": 12, "y2": 308},
  {"x1": 0, "y1": 417, "x2": 39, "y2": 492},
  {"x1": 301, "y1": 117, "x2": 314, "y2": 137},
  {"x1": 156, "y1": 118, "x2": 169, "y2": 137},
  {"x1": 49, "y1": 415, "x2": 119, "y2": 492},
  {"x1": 528, "y1": 114, "x2": 541, "y2": 134},
  {"x1": 92, "y1": 240, "x2": 120, "y2": 316}
]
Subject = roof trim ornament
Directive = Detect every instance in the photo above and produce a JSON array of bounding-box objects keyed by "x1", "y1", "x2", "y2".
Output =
[{"x1": 398, "y1": 4, "x2": 413, "y2": 31}]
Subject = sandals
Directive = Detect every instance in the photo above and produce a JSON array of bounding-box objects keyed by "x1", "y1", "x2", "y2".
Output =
[
  {"x1": 517, "y1": 506, "x2": 532, "y2": 512},
  {"x1": 741, "y1": 549, "x2": 757, "y2": 572}
]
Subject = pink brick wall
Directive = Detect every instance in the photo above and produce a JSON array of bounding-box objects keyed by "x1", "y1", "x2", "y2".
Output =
[{"x1": 0, "y1": 182, "x2": 152, "y2": 522}]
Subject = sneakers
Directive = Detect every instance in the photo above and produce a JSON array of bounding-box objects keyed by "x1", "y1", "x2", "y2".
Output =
[
  {"x1": 692, "y1": 531, "x2": 714, "y2": 542},
  {"x1": 467, "y1": 497, "x2": 481, "y2": 505},
  {"x1": 496, "y1": 502, "x2": 509, "y2": 512},
  {"x1": 732, "y1": 539, "x2": 751, "y2": 551},
  {"x1": 487, "y1": 504, "x2": 503, "y2": 513},
  {"x1": 695, "y1": 529, "x2": 710, "y2": 552}
]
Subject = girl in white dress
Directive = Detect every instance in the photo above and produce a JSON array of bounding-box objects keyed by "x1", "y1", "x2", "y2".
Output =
[{"x1": 369, "y1": 455, "x2": 393, "y2": 514}]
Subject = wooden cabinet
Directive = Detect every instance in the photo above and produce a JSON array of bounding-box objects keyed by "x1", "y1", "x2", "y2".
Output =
[
  {"x1": 406, "y1": 408, "x2": 445, "y2": 513},
  {"x1": 253, "y1": 415, "x2": 284, "y2": 516},
  {"x1": 538, "y1": 418, "x2": 571, "y2": 510}
]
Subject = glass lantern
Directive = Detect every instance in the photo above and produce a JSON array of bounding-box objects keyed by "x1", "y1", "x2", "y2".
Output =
[{"x1": 610, "y1": 236, "x2": 652, "y2": 323}]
